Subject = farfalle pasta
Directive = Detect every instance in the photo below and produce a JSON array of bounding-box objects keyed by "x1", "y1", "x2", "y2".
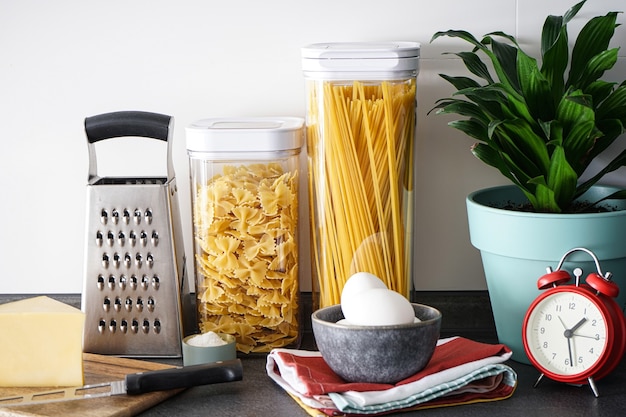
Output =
[{"x1": 192, "y1": 163, "x2": 299, "y2": 353}]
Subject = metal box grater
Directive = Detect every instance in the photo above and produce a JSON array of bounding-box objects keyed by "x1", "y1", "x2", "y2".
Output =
[{"x1": 81, "y1": 111, "x2": 189, "y2": 357}]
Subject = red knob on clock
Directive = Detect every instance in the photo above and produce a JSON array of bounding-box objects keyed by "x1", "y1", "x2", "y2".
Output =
[
  {"x1": 585, "y1": 273, "x2": 619, "y2": 298},
  {"x1": 537, "y1": 270, "x2": 571, "y2": 290}
]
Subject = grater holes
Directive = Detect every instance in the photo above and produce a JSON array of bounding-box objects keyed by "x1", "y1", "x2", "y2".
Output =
[
  {"x1": 102, "y1": 253, "x2": 109, "y2": 268},
  {"x1": 123, "y1": 209, "x2": 131, "y2": 225},
  {"x1": 130, "y1": 275, "x2": 138, "y2": 290},
  {"x1": 107, "y1": 231, "x2": 115, "y2": 246},
  {"x1": 145, "y1": 209, "x2": 153, "y2": 225},
  {"x1": 141, "y1": 275, "x2": 149, "y2": 290},
  {"x1": 118, "y1": 231, "x2": 126, "y2": 246},
  {"x1": 114, "y1": 297, "x2": 122, "y2": 312},
  {"x1": 111, "y1": 209, "x2": 119, "y2": 225},
  {"x1": 97, "y1": 275, "x2": 105, "y2": 290},
  {"x1": 91, "y1": 205, "x2": 170, "y2": 343},
  {"x1": 113, "y1": 252, "x2": 121, "y2": 268},
  {"x1": 147, "y1": 296, "x2": 155, "y2": 312},
  {"x1": 124, "y1": 252, "x2": 132, "y2": 268},
  {"x1": 96, "y1": 316, "x2": 160, "y2": 334},
  {"x1": 152, "y1": 275, "x2": 160, "y2": 290},
  {"x1": 119, "y1": 274, "x2": 127, "y2": 290},
  {"x1": 134, "y1": 209, "x2": 142, "y2": 225},
  {"x1": 125, "y1": 296, "x2": 133, "y2": 312},
  {"x1": 120, "y1": 319, "x2": 128, "y2": 334}
]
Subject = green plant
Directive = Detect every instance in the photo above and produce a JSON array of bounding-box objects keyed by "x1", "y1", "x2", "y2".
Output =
[{"x1": 430, "y1": 0, "x2": 626, "y2": 213}]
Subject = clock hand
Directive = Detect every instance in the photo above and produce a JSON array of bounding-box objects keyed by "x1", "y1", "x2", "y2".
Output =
[
  {"x1": 563, "y1": 317, "x2": 587, "y2": 338},
  {"x1": 562, "y1": 318, "x2": 587, "y2": 368},
  {"x1": 567, "y1": 337, "x2": 574, "y2": 367},
  {"x1": 570, "y1": 317, "x2": 587, "y2": 333},
  {"x1": 573, "y1": 334, "x2": 601, "y2": 340}
]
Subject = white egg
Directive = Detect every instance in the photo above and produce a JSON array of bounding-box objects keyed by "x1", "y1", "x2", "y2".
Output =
[
  {"x1": 341, "y1": 272, "x2": 387, "y2": 321},
  {"x1": 344, "y1": 288, "x2": 415, "y2": 326}
]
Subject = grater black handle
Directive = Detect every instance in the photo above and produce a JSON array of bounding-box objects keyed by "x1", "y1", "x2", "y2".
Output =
[{"x1": 85, "y1": 111, "x2": 172, "y2": 143}]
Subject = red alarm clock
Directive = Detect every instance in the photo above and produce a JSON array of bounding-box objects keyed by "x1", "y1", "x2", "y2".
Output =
[{"x1": 522, "y1": 247, "x2": 626, "y2": 397}]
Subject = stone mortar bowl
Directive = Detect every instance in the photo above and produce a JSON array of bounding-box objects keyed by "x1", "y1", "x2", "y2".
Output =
[{"x1": 311, "y1": 303, "x2": 442, "y2": 384}]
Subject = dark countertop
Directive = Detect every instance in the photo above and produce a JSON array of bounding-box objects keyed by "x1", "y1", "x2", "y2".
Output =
[
  {"x1": 137, "y1": 334, "x2": 626, "y2": 417},
  {"x1": 2, "y1": 292, "x2": 625, "y2": 416}
]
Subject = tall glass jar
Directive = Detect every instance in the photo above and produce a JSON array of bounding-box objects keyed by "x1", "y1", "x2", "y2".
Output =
[
  {"x1": 186, "y1": 117, "x2": 304, "y2": 353},
  {"x1": 302, "y1": 42, "x2": 420, "y2": 308}
]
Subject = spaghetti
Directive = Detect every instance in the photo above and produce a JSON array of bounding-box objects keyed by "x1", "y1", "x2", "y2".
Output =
[{"x1": 306, "y1": 79, "x2": 416, "y2": 307}]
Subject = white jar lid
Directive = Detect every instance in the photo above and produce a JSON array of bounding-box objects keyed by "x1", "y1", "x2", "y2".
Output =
[
  {"x1": 301, "y1": 41, "x2": 420, "y2": 80},
  {"x1": 186, "y1": 117, "x2": 304, "y2": 153}
]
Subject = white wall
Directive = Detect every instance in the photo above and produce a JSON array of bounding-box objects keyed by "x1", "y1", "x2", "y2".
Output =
[{"x1": 1, "y1": 0, "x2": 625, "y2": 294}]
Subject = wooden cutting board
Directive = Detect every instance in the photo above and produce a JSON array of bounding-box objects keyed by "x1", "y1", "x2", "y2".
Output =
[{"x1": 0, "y1": 353, "x2": 183, "y2": 417}]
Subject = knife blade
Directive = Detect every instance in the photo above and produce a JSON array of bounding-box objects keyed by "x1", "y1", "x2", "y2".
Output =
[{"x1": 0, "y1": 359, "x2": 243, "y2": 406}]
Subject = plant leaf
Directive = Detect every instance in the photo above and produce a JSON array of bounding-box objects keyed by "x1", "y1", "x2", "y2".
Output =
[
  {"x1": 597, "y1": 84, "x2": 626, "y2": 122},
  {"x1": 431, "y1": 30, "x2": 485, "y2": 50},
  {"x1": 448, "y1": 119, "x2": 490, "y2": 142},
  {"x1": 568, "y1": 12, "x2": 619, "y2": 87},
  {"x1": 483, "y1": 36, "x2": 520, "y2": 92},
  {"x1": 454, "y1": 85, "x2": 509, "y2": 119},
  {"x1": 563, "y1": 0, "x2": 587, "y2": 24},
  {"x1": 562, "y1": 119, "x2": 597, "y2": 175},
  {"x1": 432, "y1": 99, "x2": 489, "y2": 123},
  {"x1": 587, "y1": 80, "x2": 619, "y2": 106},
  {"x1": 541, "y1": 22, "x2": 568, "y2": 103},
  {"x1": 431, "y1": 30, "x2": 522, "y2": 99},
  {"x1": 517, "y1": 51, "x2": 554, "y2": 121},
  {"x1": 591, "y1": 190, "x2": 626, "y2": 209},
  {"x1": 471, "y1": 142, "x2": 533, "y2": 197},
  {"x1": 438, "y1": 74, "x2": 481, "y2": 90},
  {"x1": 577, "y1": 48, "x2": 619, "y2": 90},
  {"x1": 490, "y1": 119, "x2": 550, "y2": 177},
  {"x1": 485, "y1": 31, "x2": 520, "y2": 47},
  {"x1": 448, "y1": 52, "x2": 494, "y2": 83},
  {"x1": 533, "y1": 182, "x2": 562, "y2": 212},
  {"x1": 590, "y1": 118, "x2": 624, "y2": 161},
  {"x1": 546, "y1": 145, "x2": 578, "y2": 209},
  {"x1": 577, "y1": 149, "x2": 626, "y2": 198},
  {"x1": 555, "y1": 90, "x2": 603, "y2": 175}
]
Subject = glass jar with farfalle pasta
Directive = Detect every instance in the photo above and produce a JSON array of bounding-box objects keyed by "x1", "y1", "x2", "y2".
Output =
[{"x1": 186, "y1": 117, "x2": 304, "y2": 353}]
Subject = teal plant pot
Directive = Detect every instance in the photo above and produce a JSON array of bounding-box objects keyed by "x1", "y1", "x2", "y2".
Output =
[{"x1": 467, "y1": 185, "x2": 626, "y2": 363}]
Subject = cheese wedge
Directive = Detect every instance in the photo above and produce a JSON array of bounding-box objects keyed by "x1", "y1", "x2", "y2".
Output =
[{"x1": 0, "y1": 296, "x2": 85, "y2": 387}]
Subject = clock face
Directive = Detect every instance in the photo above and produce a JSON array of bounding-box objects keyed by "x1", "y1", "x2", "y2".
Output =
[{"x1": 524, "y1": 290, "x2": 608, "y2": 378}]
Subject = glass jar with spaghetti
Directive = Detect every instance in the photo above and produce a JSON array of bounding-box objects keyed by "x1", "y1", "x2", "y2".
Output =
[
  {"x1": 302, "y1": 42, "x2": 420, "y2": 308},
  {"x1": 186, "y1": 117, "x2": 304, "y2": 353}
]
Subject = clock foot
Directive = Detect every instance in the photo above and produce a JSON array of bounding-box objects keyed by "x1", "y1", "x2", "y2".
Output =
[
  {"x1": 533, "y1": 373, "x2": 545, "y2": 388},
  {"x1": 588, "y1": 377, "x2": 599, "y2": 397}
]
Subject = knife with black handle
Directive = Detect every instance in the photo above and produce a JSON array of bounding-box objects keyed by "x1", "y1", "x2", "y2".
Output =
[{"x1": 0, "y1": 359, "x2": 243, "y2": 406}]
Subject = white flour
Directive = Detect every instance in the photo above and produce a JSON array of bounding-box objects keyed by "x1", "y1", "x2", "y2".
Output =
[{"x1": 186, "y1": 331, "x2": 228, "y2": 347}]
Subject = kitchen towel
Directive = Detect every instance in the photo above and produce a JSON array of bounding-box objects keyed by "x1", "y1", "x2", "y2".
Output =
[{"x1": 266, "y1": 337, "x2": 517, "y2": 416}]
